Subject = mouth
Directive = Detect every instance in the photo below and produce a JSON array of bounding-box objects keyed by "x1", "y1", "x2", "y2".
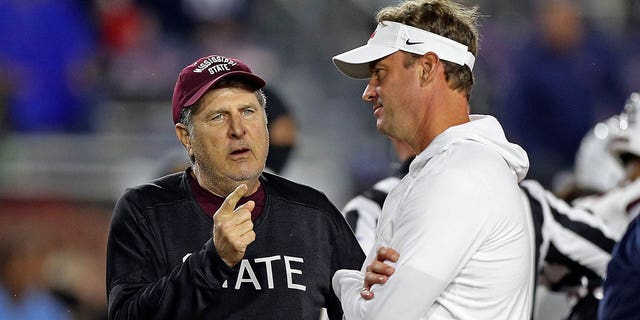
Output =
[
  {"x1": 229, "y1": 147, "x2": 251, "y2": 158},
  {"x1": 373, "y1": 104, "x2": 383, "y2": 117}
]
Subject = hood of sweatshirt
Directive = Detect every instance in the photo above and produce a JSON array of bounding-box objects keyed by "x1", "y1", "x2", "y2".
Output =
[{"x1": 412, "y1": 114, "x2": 529, "y2": 182}]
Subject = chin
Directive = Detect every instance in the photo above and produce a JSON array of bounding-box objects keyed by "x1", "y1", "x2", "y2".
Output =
[
  {"x1": 376, "y1": 124, "x2": 390, "y2": 136},
  {"x1": 233, "y1": 167, "x2": 263, "y2": 181}
]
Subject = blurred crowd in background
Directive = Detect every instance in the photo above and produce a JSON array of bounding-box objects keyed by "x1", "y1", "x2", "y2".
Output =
[{"x1": 1, "y1": 0, "x2": 640, "y2": 319}]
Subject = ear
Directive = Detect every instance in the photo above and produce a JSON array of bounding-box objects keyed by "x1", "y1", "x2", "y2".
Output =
[
  {"x1": 175, "y1": 123, "x2": 192, "y2": 155},
  {"x1": 418, "y1": 52, "x2": 440, "y2": 84}
]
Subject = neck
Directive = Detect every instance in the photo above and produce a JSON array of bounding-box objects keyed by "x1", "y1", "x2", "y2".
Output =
[{"x1": 412, "y1": 89, "x2": 470, "y2": 153}]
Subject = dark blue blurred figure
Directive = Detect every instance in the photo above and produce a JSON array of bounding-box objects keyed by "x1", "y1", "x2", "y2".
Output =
[
  {"x1": 0, "y1": 0, "x2": 97, "y2": 133},
  {"x1": 599, "y1": 216, "x2": 640, "y2": 319},
  {"x1": 502, "y1": 0, "x2": 625, "y2": 187}
]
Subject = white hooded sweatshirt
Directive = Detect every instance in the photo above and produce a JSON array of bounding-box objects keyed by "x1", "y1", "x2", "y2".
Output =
[{"x1": 333, "y1": 115, "x2": 533, "y2": 320}]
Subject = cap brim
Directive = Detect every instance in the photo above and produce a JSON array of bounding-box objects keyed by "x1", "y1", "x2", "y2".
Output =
[
  {"x1": 332, "y1": 44, "x2": 398, "y2": 79},
  {"x1": 183, "y1": 71, "x2": 266, "y2": 107}
]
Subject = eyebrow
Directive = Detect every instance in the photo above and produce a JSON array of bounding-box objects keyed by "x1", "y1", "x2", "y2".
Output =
[{"x1": 204, "y1": 102, "x2": 258, "y2": 115}]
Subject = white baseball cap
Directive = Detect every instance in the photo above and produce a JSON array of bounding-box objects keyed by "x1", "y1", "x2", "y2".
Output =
[{"x1": 332, "y1": 21, "x2": 476, "y2": 79}]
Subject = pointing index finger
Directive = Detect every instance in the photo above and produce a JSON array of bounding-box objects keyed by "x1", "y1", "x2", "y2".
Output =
[{"x1": 220, "y1": 184, "x2": 249, "y2": 212}]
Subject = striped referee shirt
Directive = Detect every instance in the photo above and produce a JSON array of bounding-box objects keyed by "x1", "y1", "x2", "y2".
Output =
[{"x1": 343, "y1": 165, "x2": 618, "y2": 283}]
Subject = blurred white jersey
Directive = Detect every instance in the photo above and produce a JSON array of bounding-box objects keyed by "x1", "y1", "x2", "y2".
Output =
[{"x1": 573, "y1": 179, "x2": 640, "y2": 237}]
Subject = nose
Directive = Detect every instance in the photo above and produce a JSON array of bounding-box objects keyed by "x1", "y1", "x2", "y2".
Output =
[
  {"x1": 362, "y1": 80, "x2": 377, "y2": 103},
  {"x1": 229, "y1": 114, "x2": 246, "y2": 138}
]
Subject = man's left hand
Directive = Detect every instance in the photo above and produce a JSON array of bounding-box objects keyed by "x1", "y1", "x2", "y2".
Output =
[{"x1": 361, "y1": 247, "x2": 399, "y2": 300}]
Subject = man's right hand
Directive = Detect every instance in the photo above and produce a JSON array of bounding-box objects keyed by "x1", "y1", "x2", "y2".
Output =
[
  {"x1": 361, "y1": 247, "x2": 400, "y2": 300},
  {"x1": 212, "y1": 184, "x2": 256, "y2": 267}
]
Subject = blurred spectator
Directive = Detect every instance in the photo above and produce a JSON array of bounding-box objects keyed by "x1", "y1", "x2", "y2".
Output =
[
  {"x1": 263, "y1": 87, "x2": 297, "y2": 174},
  {"x1": 182, "y1": 0, "x2": 251, "y2": 23},
  {"x1": 96, "y1": 0, "x2": 145, "y2": 54},
  {"x1": 187, "y1": 0, "x2": 281, "y2": 82},
  {"x1": 556, "y1": 115, "x2": 625, "y2": 201},
  {"x1": 134, "y1": 0, "x2": 194, "y2": 38},
  {"x1": 621, "y1": 27, "x2": 640, "y2": 96},
  {"x1": 96, "y1": 0, "x2": 185, "y2": 101},
  {"x1": 0, "y1": 0, "x2": 98, "y2": 133},
  {"x1": 0, "y1": 228, "x2": 70, "y2": 320},
  {"x1": 502, "y1": 0, "x2": 626, "y2": 188},
  {"x1": 572, "y1": 92, "x2": 640, "y2": 235},
  {"x1": 45, "y1": 248, "x2": 108, "y2": 320}
]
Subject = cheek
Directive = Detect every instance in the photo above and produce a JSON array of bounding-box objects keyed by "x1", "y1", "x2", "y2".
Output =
[
  {"x1": 253, "y1": 123, "x2": 269, "y2": 143},
  {"x1": 193, "y1": 134, "x2": 224, "y2": 157}
]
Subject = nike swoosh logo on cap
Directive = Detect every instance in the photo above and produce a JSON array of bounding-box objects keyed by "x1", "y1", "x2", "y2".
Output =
[{"x1": 405, "y1": 39, "x2": 424, "y2": 45}]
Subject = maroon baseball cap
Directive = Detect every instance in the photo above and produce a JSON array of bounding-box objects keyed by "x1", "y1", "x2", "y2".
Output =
[{"x1": 172, "y1": 55, "x2": 266, "y2": 123}]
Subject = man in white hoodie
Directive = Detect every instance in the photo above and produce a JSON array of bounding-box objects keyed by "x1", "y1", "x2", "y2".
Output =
[{"x1": 330, "y1": 1, "x2": 534, "y2": 319}]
